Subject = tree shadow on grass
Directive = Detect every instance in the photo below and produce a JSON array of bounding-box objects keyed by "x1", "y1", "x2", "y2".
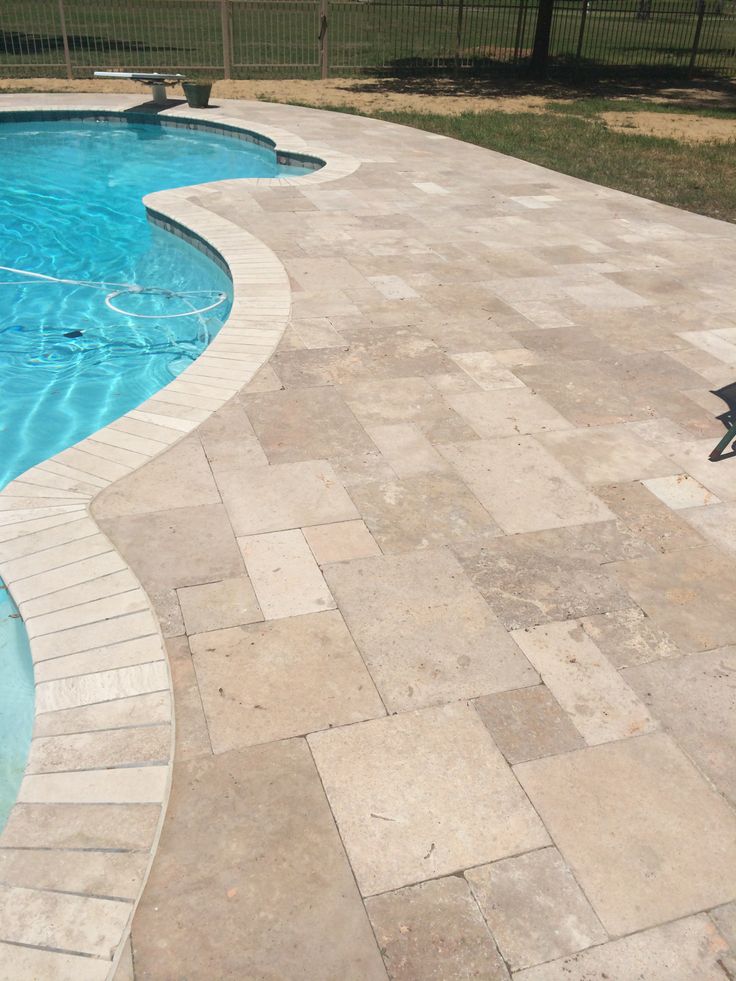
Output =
[{"x1": 336, "y1": 59, "x2": 736, "y2": 108}]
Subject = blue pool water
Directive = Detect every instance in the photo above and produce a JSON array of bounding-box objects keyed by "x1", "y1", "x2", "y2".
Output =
[{"x1": 0, "y1": 112, "x2": 309, "y2": 827}]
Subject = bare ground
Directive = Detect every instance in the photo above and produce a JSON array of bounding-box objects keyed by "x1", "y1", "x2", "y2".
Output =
[{"x1": 1, "y1": 75, "x2": 735, "y2": 140}]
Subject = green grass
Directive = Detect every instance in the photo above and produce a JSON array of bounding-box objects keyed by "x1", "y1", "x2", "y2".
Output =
[
  {"x1": 1, "y1": 0, "x2": 735, "y2": 78},
  {"x1": 310, "y1": 102, "x2": 736, "y2": 222}
]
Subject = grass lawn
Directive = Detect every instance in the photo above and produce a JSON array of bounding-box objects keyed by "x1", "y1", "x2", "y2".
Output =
[{"x1": 304, "y1": 98, "x2": 736, "y2": 222}]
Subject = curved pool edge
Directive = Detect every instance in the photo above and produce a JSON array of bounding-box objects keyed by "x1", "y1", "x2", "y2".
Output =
[{"x1": 0, "y1": 100, "x2": 359, "y2": 980}]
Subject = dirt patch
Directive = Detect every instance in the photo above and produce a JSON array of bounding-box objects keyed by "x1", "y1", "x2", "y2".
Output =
[
  {"x1": 0, "y1": 75, "x2": 557, "y2": 115},
  {"x1": 602, "y1": 109, "x2": 736, "y2": 143}
]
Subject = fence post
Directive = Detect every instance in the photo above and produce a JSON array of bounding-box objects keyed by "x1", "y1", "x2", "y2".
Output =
[
  {"x1": 513, "y1": 0, "x2": 527, "y2": 61},
  {"x1": 575, "y1": 0, "x2": 588, "y2": 60},
  {"x1": 57, "y1": 0, "x2": 73, "y2": 81},
  {"x1": 319, "y1": 0, "x2": 329, "y2": 79},
  {"x1": 455, "y1": 0, "x2": 465, "y2": 67},
  {"x1": 689, "y1": 0, "x2": 706, "y2": 75},
  {"x1": 221, "y1": 0, "x2": 232, "y2": 79}
]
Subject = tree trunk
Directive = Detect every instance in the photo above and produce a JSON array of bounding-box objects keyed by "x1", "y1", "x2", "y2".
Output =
[{"x1": 530, "y1": 0, "x2": 555, "y2": 77}]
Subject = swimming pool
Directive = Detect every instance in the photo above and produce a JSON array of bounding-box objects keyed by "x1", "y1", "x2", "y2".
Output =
[{"x1": 0, "y1": 111, "x2": 309, "y2": 828}]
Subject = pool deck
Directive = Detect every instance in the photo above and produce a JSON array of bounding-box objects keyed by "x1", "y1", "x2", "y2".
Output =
[{"x1": 1, "y1": 93, "x2": 736, "y2": 980}]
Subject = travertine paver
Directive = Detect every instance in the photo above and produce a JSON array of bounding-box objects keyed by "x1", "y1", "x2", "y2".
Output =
[
  {"x1": 624, "y1": 647, "x2": 736, "y2": 804},
  {"x1": 4, "y1": 94, "x2": 736, "y2": 979},
  {"x1": 238, "y1": 528, "x2": 336, "y2": 618},
  {"x1": 512, "y1": 620, "x2": 656, "y2": 744},
  {"x1": 176, "y1": 576, "x2": 262, "y2": 634},
  {"x1": 213, "y1": 458, "x2": 358, "y2": 535},
  {"x1": 454, "y1": 526, "x2": 635, "y2": 630},
  {"x1": 466, "y1": 847, "x2": 606, "y2": 970},
  {"x1": 514, "y1": 914, "x2": 729, "y2": 981},
  {"x1": 308, "y1": 702, "x2": 549, "y2": 896},
  {"x1": 366, "y1": 877, "x2": 510, "y2": 981},
  {"x1": 516, "y1": 733, "x2": 736, "y2": 935},
  {"x1": 440, "y1": 437, "x2": 614, "y2": 534},
  {"x1": 611, "y1": 545, "x2": 736, "y2": 651},
  {"x1": 302, "y1": 519, "x2": 381, "y2": 564},
  {"x1": 131, "y1": 741, "x2": 387, "y2": 980},
  {"x1": 323, "y1": 550, "x2": 537, "y2": 711},
  {"x1": 189, "y1": 610, "x2": 384, "y2": 751},
  {"x1": 474, "y1": 686, "x2": 584, "y2": 763}
]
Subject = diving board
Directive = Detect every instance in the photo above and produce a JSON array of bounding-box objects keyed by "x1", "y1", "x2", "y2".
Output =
[{"x1": 94, "y1": 71, "x2": 186, "y2": 105}]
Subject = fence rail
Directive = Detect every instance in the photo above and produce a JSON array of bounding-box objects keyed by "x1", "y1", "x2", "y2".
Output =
[{"x1": 2, "y1": 0, "x2": 735, "y2": 78}]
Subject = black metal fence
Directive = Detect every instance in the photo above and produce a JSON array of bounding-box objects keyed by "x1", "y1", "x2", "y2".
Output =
[{"x1": 2, "y1": 0, "x2": 735, "y2": 78}]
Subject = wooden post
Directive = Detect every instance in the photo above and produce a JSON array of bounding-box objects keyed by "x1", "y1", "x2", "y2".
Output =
[
  {"x1": 221, "y1": 0, "x2": 232, "y2": 79},
  {"x1": 689, "y1": 0, "x2": 706, "y2": 75},
  {"x1": 575, "y1": 0, "x2": 588, "y2": 60},
  {"x1": 57, "y1": 0, "x2": 73, "y2": 81},
  {"x1": 455, "y1": 0, "x2": 465, "y2": 66},
  {"x1": 319, "y1": 0, "x2": 329, "y2": 79}
]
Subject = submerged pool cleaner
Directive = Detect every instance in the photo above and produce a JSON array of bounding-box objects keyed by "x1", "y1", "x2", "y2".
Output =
[{"x1": 0, "y1": 265, "x2": 228, "y2": 320}]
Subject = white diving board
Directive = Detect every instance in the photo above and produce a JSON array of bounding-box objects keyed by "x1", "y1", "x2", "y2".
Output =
[{"x1": 94, "y1": 71, "x2": 187, "y2": 105}]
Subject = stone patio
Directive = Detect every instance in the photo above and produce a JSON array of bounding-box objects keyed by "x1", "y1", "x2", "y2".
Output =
[{"x1": 1, "y1": 93, "x2": 736, "y2": 980}]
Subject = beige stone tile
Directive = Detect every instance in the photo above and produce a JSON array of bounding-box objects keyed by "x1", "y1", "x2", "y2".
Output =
[
  {"x1": 176, "y1": 575, "x2": 263, "y2": 634},
  {"x1": 366, "y1": 423, "x2": 449, "y2": 477},
  {"x1": 579, "y1": 606, "x2": 681, "y2": 668},
  {"x1": 451, "y1": 352, "x2": 525, "y2": 391},
  {"x1": 0, "y1": 943, "x2": 109, "y2": 981},
  {"x1": 36, "y1": 662, "x2": 169, "y2": 714},
  {"x1": 190, "y1": 610, "x2": 384, "y2": 751},
  {"x1": 131, "y1": 740, "x2": 386, "y2": 980},
  {"x1": 453, "y1": 526, "x2": 634, "y2": 630},
  {"x1": 26, "y1": 725, "x2": 169, "y2": 774},
  {"x1": 308, "y1": 702, "x2": 549, "y2": 896},
  {"x1": 34, "y1": 634, "x2": 164, "y2": 684},
  {"x1": 597, "y1": 480, "x2": 705, "y2": 552},
  {"x1": 93, "y1": 437, "x2": 220, "y2": 518},
  {"x1": 447, "y1": 389, "x2": 572, "y2": 438},
  {"x1": 303, "y1": 519, "x2": 381, "y2": 564},
  {"x1": 0, "y1": 802, "x2": 160, "y2": 850},
  {"x1": 474, "y1": 686, "x2": 584, "y2": 764},
  {"x1": 624, "y1": 647, "x2": 736, "y2": 805},
  {"x1": 440, "y1": 438, "x2": 613, "y2": 534},
  {"x1": 0, "y1": 849, "x2": 147, "y2": 901},
  {"x1": 197, "y1": 399, "x2": 269, "y2": 469},
  {"x1": 347, "y1": 471, "x2": 500, "y2": 553},
  {"x1": 642, "y1": 473, "x2": 721, "y2": 509},
  {"x1": 238, "y1": 529, "x2": 336, "y2": 619},
  {"x1": 516, "y1": 733, "x2": 736, "y2": 935},
  {"x1": 0, "y1": 884, "x2": 130, "y2": 959},
  {"x1": 340, "y1": 377, "x2": 477, "y2": 443},
  {"x1": 33, "y1": 690, "x2": 170, "y2": 738},
  {"x1": 242, "y1": 387, "x2": 373, "y2": 464},
  {"x1": 20, "y1": 568, "x2": 139, "y2": 620},
  {"x1": 324, "y1": 550, "x2": 537, "y2": 712},
  {"x1": 165, "y1": 636, "x2": 212, "y2": 761},
  {"x1": 19, "y1": 765, "x2": 167, "y2": 804},
  {"x1": 114, "y1": 937, "x2": 135, "y2": 981},
  {"x1": 96, "y1": 503, "x2": 245, "y2": 595},
  {"x1": 537, "y1": 426, "x2": 679, "y2": 485},
  {"x1": 213, "y1": 459, "x2": 358, "y2": 535},
  {"x1": 710, "y1": 902, "x2": 736, "y2": 949},
  {"x1": 512, "y1": 621, "x2": 656, "y2": 745},
  {"x1": 366, "y1": 877, "x2": 510, "y2": 981},
  {"x1": 514, "y1": 914, "x2": 729, "y2": 981},
  {"x1": 610, "y1": 545, "x2": 736, "y2": 652},
  {"x1": 467, "y1": 848, "x2": 606, "y2": 970},
  {"x1": 681, "y1": 502, "x2": 736, "y2": 557}
]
